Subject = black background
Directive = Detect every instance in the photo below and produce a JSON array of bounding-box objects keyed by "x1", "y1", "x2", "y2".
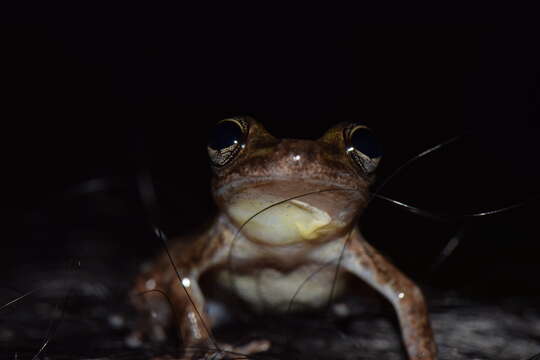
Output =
[{"x1": 2, "y1": 6, "x2": 540, "y2": 359}]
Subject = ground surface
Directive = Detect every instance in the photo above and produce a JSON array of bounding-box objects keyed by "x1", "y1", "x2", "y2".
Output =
[{"x1": 2, "y1": 273, "x2": 540, "y2": 360}]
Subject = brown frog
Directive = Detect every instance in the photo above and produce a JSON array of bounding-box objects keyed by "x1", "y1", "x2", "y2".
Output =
[{"x1": 129, "y1": 117, "x2": 437, "y2": 359}]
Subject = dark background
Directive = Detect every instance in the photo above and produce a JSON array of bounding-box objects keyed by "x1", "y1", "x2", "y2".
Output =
[{"x1": 1, "y1": 7, "x2": 540, "y2": 360}]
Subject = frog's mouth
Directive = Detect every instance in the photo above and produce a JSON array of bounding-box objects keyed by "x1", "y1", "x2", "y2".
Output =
[{"x1": 222, "y1": 180, "x2": 363, "y2": 245}]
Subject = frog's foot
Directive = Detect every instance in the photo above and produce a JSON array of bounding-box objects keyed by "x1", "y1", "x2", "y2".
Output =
[{"x1": 182, "y1": 339, "x2": 271, "y2": 360}]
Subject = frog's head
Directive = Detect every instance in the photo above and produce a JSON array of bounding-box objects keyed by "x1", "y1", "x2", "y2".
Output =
[{"x1": 208, "y1": 117, "x2": 382, "y2": 246}]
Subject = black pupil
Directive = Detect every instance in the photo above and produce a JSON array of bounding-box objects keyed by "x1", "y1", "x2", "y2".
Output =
[
  {"x1": 351, "y1": 127, "x2": 382, "y2": 158},
  {"x1": 208, "y1": 121, "x2": 243, "y2": 151}
]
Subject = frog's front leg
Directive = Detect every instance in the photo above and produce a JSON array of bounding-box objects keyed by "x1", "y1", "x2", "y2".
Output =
[
  {"x1": 129, "y1": 238, "x2": 218, "y2": 357},
  {"x1": 129, "y1": 233, "x2": 270, "y2": 359},
  {"x1": 324, "y1": 230, "x2": 437, "y2": 360}
]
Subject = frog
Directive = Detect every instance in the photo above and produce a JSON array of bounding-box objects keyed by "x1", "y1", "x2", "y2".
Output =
[{"x1": 129, "y1": 116, "x2": 437, "y2": 360}]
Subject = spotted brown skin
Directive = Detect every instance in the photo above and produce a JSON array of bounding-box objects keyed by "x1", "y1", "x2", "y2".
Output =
[{"x1": 130, "y1": 117, "x2": 437, "y2": 359}]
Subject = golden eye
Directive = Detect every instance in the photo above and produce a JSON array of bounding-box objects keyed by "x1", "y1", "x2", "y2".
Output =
[
  {"x1": 344, "y1": 123, "x2": 383, "y2": 174},
  {"x1": 207, "y1": 118, "x2": 248, "y2": 167}
]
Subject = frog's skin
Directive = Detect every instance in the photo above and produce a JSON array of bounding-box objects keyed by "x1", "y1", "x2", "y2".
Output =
[{"x1": 130, "y1": 117, "x2": 437, "y2": 360}]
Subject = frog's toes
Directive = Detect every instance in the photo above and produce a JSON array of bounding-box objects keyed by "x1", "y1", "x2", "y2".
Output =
[
  {"x1": 228, "y1": 339, "x2": 271, "y2": 356},
  {"x1": 183, "y1": 339, "x2": 271, "y2": 360}
]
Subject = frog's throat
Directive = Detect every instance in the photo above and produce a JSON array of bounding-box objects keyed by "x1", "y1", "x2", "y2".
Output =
[{"x1": 227, "y1": 198, "x2": 343, "y2": 245}]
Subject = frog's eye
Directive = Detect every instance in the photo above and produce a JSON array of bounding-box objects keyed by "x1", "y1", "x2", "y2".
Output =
[
  {"x1": 207, "y1": 118, "x2": 248, "y2": 167},
  {"x1": 344, "y1": 124, "x2": 382, "y2": 174}
]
